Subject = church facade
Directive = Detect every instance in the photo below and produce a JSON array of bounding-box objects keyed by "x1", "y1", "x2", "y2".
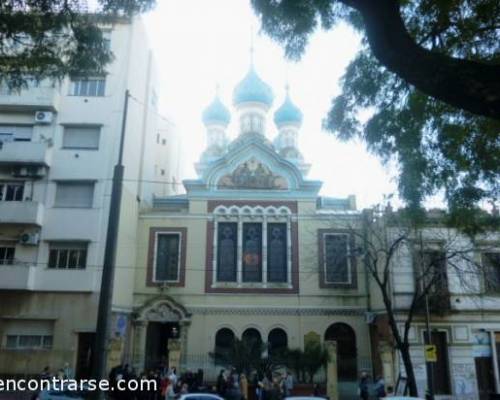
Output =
[{"x1": 125, "y1": 64, "x2": 370, "y2": 382}]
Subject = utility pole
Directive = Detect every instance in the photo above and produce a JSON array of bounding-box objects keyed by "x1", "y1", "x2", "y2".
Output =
[
  {"x1": 92, "y1": 90, "x2": 130, "y2": 398},
  {"x1": 419, "y1": 233, "x2": 435, "y2": 400}
]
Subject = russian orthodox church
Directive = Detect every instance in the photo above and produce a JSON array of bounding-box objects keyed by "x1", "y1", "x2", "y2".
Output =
[{"x1": 127, "y1": 59, "x2": 367, "y2": 384}]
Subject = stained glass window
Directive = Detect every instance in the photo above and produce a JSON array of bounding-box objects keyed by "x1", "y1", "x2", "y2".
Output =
[
  {"x1": 155, "y1": 234, "x2": 180, "y2": 281},
  {"x1": 324, "y1": 234, "x2": 349, "y2": 283},
  {"x1": 242, "y1": 223, "x2": 262, "y2": 282},
  {"x1": 217, "y1": 223, "x2": 237, "y2": 282},
  {"x1": 268, "y1": 223, "x2": 287, "y2": 282}
]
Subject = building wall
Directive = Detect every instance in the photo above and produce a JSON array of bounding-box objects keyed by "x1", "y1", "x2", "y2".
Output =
[
  {"x1": 131, "y1": 197, "x2": 371, "y2": 377},
  {"x1": 0, "y1": 17, "x2": 180, "y2": 375}
]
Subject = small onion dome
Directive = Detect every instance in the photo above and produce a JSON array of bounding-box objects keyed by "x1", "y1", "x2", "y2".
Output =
[
  {"x1": 233, "y1": 67, "x2": 274, "y2": 107},
  {"x1": 274, "y1": 91, "x2": 303, "y2": 126},
  {"x1": 202, "y1": 95, "x2": 231, "y2": 125}
]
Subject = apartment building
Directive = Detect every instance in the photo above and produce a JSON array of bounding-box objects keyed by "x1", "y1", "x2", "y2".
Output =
[
  {"x1": 369, "y1": 213, "x2": 500, "y2": 400},
  {"x1": 0, "y1": 17, "x2": 181, "y2": 377}
]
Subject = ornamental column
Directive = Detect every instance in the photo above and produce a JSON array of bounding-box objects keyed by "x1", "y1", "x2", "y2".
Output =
[{"x1": 132, "y1": 321, "x2": 147, "y2": 372}]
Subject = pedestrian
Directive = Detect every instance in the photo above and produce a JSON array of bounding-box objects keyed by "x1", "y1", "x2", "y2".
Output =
[
  {"x1": 283, "y1": 371, "x2": 293, "y2": 397},
  {"x1": 216, "y1": 369, "x2": 226, "y2": 397},
  {"x1": 63, "y1": 362, "x2": 75, "y2": 379},
  {"x1": 374, "y1": 375, "x2": 386, "y2": 399},
  {"x1": 359, "y1": 371, "x2": 370, "y2": 400},
  {"x1": 168, "y1": 367, "x2": 178, "y2": 386},
  {"x1": 240, "y1": 373, "x2": 248, "y2": 400},
  {"x1": 40, "y1": 366, "x2": 51, "y2": 380}
]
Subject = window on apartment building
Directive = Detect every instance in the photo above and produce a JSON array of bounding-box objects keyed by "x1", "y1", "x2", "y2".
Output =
[
  {"x1": 6, "y1": 335, "x2": 53, "y2": 349},
  {"x1": 483, "y1": 252, "x2": 500, "y2": 293},
  {"x1": 0, "y1": 182, "x2": 24, "y2": 201},
  {"x1": 3, "y1": 320, "x2": 54, "y2": 350},
  {"x1": 54, "y1": 182, "x2": 94, "y2": 208},
  {"x1": 48, "y1": 242, "x2": 88, "y2": 269},
  {"x1": 0, "y1": 125, "x2": 33, "y2": 148},
  {"x1": 154, "y1": 232, "x2": 182, "y2": 282},
  {"x1": 323, "y1": 234, "x2": 350, "y2": 284},
  {"x1": 70, "y1": 77, "x2": 106, "y2": 97},
  {"x1": 62, "y1": 126, "x2": 100, "y2": 150},
  {"x1": 0, "y1": 246, "x2": 15, "y2": 265},
  {"x1": 420, "y1": 250, "x2": 449, "y2": 294},
  {"x1": 214, "y1": 206, "x2": 291, "y2": 285},
  {"x1": 102, "y1": 30, "x2": 111, "y2": 50}
]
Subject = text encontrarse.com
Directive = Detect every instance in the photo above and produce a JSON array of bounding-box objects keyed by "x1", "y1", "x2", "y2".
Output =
[{"x1": 0, "y1": 378, "x2": 158, "y2": 392}]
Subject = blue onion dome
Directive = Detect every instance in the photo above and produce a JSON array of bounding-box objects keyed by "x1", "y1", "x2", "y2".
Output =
[
  {"x1": 274, "y1": 89, "x2": 303, "y2": 126},
  {"x1": 202, "y1": 95, "x2": 231, "y2": 125},
  {"x1": 233, "y1": 66, "x2": 274, "y2": 107}
]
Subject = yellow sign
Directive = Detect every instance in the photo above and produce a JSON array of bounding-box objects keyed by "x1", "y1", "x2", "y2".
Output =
[{"x1": 425, "y1": 345, "x2": 437, "y2": 362}]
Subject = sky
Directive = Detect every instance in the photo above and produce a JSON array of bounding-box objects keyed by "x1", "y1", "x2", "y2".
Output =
[{"x1": 143, "y1": 0, "x2": 400, "y2": 209}]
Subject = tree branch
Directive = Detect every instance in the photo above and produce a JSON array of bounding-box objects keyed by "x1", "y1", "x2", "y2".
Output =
[{"x1": 344, "y1": 0, "x2": 500, "y2": 120}]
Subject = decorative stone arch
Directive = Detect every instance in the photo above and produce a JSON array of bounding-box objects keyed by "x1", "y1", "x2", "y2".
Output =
[
  {"x1": 131, "y1": 296, "x2": 191, "y2": 372},
  {"x1": 240, "y1": 324, "x2": 264, "y2": 340},
  {"x1": 134, "y1": 295, "x2": 191, "y2": 323}
]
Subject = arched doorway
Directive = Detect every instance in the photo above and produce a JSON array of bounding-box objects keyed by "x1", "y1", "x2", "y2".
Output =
[
  {"x1": 268, "y1": 328, "x2": 288, "y2": 358},
  {"x1": 134, "y1": 296, "x2": 191, "y2": 371},
  {"x1": 214, "y1": 328, "x2": 235, "y2": 364},
  {"x1": 325, "y1": 323, "x2": 357, "y2": 380},
  {"x1": 242, "y1": 328, "x2": 262, "y2": 354}
]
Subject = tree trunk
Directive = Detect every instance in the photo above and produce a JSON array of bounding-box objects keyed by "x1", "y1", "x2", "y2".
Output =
[
  {"x1": 399, "y1": 343, "x2": 419, "y2": 397},
  {"x1": 348, "y1": 0, "x2": 500, "y2": 119},
  {"x1": 380, "y1": 289, "x2": 419, "y2": 397}
]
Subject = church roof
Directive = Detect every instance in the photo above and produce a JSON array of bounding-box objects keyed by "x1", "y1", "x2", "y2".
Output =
[
  {"x1": 202, "y1": 95, "x2": 231, "y2": 125},
  {"x1": 274, "y1": 92, "x2": 303, "y2": 126},
  {"x1": 233, "y1": 66, "x2": 274, "y2": 107}
]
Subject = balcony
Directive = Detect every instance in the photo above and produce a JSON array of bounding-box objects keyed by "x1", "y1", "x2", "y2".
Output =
[
  {"x1": 0, "y1": 141, "x2": 51, "y2": 167},
  {"x1": 0, "y1": 84, "x2": 60, "y2": 112},
  {"x1": 0, "y1": 263, "x2": 99, "y2": 292},
  {"x1": 0, "y1": 263, "x2": 36, "y2": 290},
  {"x1": 0, "y1": 201, "x2": 44, "y2": 225}
]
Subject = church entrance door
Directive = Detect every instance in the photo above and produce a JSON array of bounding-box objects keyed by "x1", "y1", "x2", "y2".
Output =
[{"x1": 145, "y1": 321, "x2": 180, "y2": 370}]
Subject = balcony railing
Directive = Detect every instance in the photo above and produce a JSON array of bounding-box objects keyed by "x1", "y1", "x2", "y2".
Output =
[
  {"x1": 0, "y1": 263, "x2": 99, "y2": 292},
  {"x1": 0, "y1": 141, "x2": 51, "y2": 167},
  {"x1": 0, "y1": 83, "x2": 60, "y2": 111},
  {"x1": 0, "y1": 201, "x2": 44, "y2": 225}
]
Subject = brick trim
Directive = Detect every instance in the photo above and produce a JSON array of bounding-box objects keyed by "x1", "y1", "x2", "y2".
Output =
[
  {"x1": 318, "y1": 229, "x2": 358, "y2": 289},
  {"x1": 147, "y1": 227, "x2": 187, "y2": 287}
]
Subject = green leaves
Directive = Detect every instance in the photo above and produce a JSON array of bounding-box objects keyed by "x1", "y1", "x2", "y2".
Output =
[{"x1": 0, "y1": 0, "x2": 155, "y2": 89}]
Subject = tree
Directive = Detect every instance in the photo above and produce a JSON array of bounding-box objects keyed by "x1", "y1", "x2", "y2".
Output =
[
  {"x1": 356, "y1": 208, "x2": 488, "y2": 396},
  {"x1": 252, "y1": 0, "x2": 500, "y2": 223},
  {"x1": 0, "y1": 0, "x2": 155, "y2": 89},
  {"x1": 284, "y1": 343, "x2": 329, "y2": 384}
]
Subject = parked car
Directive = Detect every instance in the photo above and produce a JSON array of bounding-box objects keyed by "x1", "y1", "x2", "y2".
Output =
[
  {"x1": 383, "y1": 397, "x2": 425, "y2": 400},
  {"x1": 285, "y1": 397, "x2": 328, "y2": 400},
  {"x1": 36, "y1": 385, "x2": 90, "y2": 400},
  {"x1": 178, "y1": 394, "x2": 224, "y2": 400}
]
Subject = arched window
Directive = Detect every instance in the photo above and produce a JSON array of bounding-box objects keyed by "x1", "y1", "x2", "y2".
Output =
[
  {"x1": 268, "y1": 328, "x2": 288, "y2": 358},
  {"x1": 324, "y1": 323, "x2": 357, "y2": 380},
  {"x1": 214, "y1": 328, "x2": 235, "y2": 364},
  {"x1": 242, "y1": 328, "x2": 262, "y2": 354}
]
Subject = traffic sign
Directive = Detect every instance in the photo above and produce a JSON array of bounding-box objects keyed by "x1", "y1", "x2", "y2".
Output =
[{"x1": 425, "y1": 345, "x2": 437, "y2": 362}]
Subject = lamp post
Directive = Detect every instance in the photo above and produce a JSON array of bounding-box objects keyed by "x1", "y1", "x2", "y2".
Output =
[{"x1": 92, "y1": 90, "x2": 129, "y2": 399}]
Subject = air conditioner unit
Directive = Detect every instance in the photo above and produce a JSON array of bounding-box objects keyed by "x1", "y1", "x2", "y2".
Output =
[
  {"x1": 19, "y1": 232, "x2": 40, "y2": 246},
  {"x1": 34, "y1": 111, "x2": 53, "y2": 124}
]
